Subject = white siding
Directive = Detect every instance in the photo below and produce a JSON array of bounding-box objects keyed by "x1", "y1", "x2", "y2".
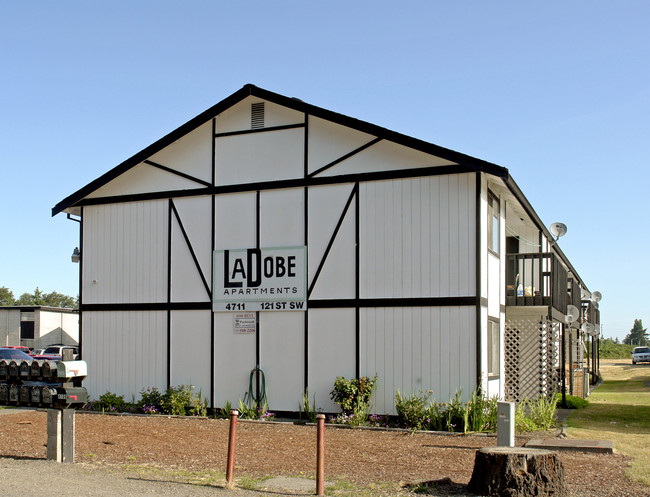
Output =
[
  {"x1": 260, "y1": 188, "x2": 304, "y2": 246},
  {"x1": 215, "y1": 97, "x2": 304, "y2": 134},
  {"x1": 308, "y1": 184, "x2": 356, "y2": 300},
  {"x1": 170, "y1": 196, "x2": 212, "y2": 303},
  {"x1": 37, "y1": 310, "x2": 79, "y2": 345},
  {"x1": 259, "y1": 312, "x2": 304, "y2": 411},
  {"x1": 215, "y1": 129, "x2": 304, "y2": 185},
  {"x1": 360, "y1": 174, "x2": 475, "y2": 299},
  {"x1": 317, "y1": 139, "x2": 456, "y2": 177},
  {"x1": 361, "y1": 306, "x2": 476, "y2": 414},
  {"x1": 213, "y1": 312, "x2": 256, "y2": 408},
  {"x1": 148, "y1": 121, "x2": 213, "y2": 184},
  {"x1": 87, "y1": 162, "x2": 201, "y2": 199},
  {"x1": 83, "y1": 311, "x2": 167, "y2": 400},
  {"x1": 307, "y1": 117, "x2": 376, "y2": 175},
  {"x1": 170, "y1": 310, "x2": 211, "y2": 397},
  {"x1": 0, "y1": 309, "x2": 20, "y2": 346},
  {"x1": 215, "y1": 193, "x2": 257, "y2": 249},
  {"x1": 308, "y1": 309, "x2": 356, "y2": 412},
  {"x1": 83, "y1": 201, "x2": 168, "y2": 304}
]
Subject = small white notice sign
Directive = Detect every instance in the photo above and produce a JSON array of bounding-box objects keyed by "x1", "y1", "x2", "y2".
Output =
[{"x1": 233, "y1": 313, "x2": 256, "y2": 334}]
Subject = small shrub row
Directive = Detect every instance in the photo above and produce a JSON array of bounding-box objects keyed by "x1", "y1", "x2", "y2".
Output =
[
  {"x1": 84, "y1": 385, "x2": 207, "y2": 417},
  {"x1": 395, "y1": 389, "x2": 498, "y2": 433}
]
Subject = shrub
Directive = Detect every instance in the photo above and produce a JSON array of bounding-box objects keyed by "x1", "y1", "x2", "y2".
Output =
[
  {"x1": 160, "y1": 385, "x2": 207, "y2": 416},
  {"x1": 466, "y1": 390, "x2": 498, "y2": 433},
  {"x1": 443, "y1": 391, "x2": 467, "y2": 432},
  {"x1": 395, "y1": 390, "x2": 430, "y2": 430},
  {"x1": 97, "y1": 392, "x2": 127, "y2": 412},
  {"x1": 330, "y1": 375, "x2": 377, "y2": 416},
  {"x1": 139, "y1": 387, "x2": 163, "y2": 412},
  {"x1": 515, "y1": 395, "x2": 558, "y2": 432},
  {"x1": 238, "y1": 399, "x2": 274, "y2": 420},
  {"x1": 299, "y1": 389, "x2": 318, "y2": 423},
  {"x1": 556, "y1": 393, "x2": 589, "y2": 409}
]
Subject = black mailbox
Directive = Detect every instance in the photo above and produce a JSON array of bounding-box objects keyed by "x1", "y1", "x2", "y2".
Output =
[{"x1": 9, "y1": 384, "x2": 19, "y2": 403}]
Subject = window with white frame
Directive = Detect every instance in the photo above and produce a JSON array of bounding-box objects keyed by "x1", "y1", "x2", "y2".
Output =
[
  {"x1": 487, "y1": 191, "x2": 500, "y2": 255},
  {"x1": 488, "y1": 319, "x2": 500, "y2": 378}
]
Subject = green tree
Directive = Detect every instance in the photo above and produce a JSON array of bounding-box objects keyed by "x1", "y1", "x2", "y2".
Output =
[
  {"x1": 15, "y1": 287, "x2": 76, "y2": 308},
  {"x1": 624, "y1": 319, "x2": 649, "y2": 346},
  {"x1": 0, "y1": 287, "x2": 15, "y2": 306}
]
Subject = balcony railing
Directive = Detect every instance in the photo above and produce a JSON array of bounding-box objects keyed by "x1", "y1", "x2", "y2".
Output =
[{"x1": 506, "y1": 252, "x2": 568, "y2": 313}]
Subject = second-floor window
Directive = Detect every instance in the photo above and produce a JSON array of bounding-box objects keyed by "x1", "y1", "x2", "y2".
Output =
[{"x1": 488, "y1": 191, "x2": 500, "y2": 255}]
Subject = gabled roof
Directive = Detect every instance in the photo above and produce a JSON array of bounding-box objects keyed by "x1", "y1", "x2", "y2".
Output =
[
  {"x1": 51, "y1": 83, "x2": 589, "y2": 289},
  {"x1": 52, "y1": 84, "x2": 508, "y2": 216}
]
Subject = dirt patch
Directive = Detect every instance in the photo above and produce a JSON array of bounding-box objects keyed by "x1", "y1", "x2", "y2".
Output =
[{"x1": 0, "y1": 410, "x2": 648, "y2": 496}]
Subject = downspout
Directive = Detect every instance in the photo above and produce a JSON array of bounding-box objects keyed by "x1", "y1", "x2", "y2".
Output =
[{"x1": 67, "y1": 212, "x2": 82, "y2": 358}]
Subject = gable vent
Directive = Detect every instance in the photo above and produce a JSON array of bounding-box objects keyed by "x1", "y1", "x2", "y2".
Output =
[{"x1": 251, "y1": 102, "x2": 265, "y2": 129}]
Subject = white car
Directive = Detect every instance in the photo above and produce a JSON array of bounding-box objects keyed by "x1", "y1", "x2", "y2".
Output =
[
  {"x1": 632, "y1": 346, "x2": 650, "y2": 365},
  {"x1": 42, "y1": 345, "x2": 80, "y2": 360}
]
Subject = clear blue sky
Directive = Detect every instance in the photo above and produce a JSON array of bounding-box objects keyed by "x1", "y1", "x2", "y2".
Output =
[{"x1": 1, "y1": 2, "x2": 648, "y2": 341}]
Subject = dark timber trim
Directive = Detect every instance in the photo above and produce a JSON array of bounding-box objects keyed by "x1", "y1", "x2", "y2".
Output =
[
  {"x1": 81, "y1": 302, "x2": 212, "y2": 312},
  {"x1": 79, "y1": 297, "x2": 476, "y2": 313},
  {"x1": 214, "y1": 122, "x2": 304, "y2": 138},
  {"x1": 78, "y1": 206, "x2": 84, "y2": 359},
  {"x1": 166, "y1": 200, "x2": 173, "y2": 389},
  {"x1": 309, "y1": 297, "x2": 477, "y2": 308},
  {"x1": 144, "y1": 160, "x2": 212, "y2": 187},
  {"x1": 303, "y1": 113, "x2": 309, "y2": 393},
  {"x1": 255, "y1": 191, "x2": 261, "y2": 392},
  {"x1": 170, "y1": 201, "x2": 212, "y2": 299},
  {"x1": 210, "y1": 117, "x2": 217, "y2": 408},
  {"x1": 308, "y1": 138, "x2": 382, "y2": 178},
  {"x1": 52, "y1": 83, "x2": 508, "y2": 217},
  {"x1": 68, "y1": 164, "x2": 480, "y2": 209},
  {"x1": 475, "y1": 172, "x2": 482, "y2": 391},
  {"x1": 354, "y1": 182, "x2": 360, "y2": 379},
  {"x1": 307, "y1": 185, "x2": 356, "y2": 297}
]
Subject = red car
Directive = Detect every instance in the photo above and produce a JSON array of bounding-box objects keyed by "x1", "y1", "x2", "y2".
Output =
[{"x1": 0, "y1": 346, "x2": 31, "y2": 355}]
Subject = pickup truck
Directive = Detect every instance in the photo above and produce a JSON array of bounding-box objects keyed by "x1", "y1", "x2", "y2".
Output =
[{"x1": 632, "y1": 346, "x2": 650, "y2": 364}]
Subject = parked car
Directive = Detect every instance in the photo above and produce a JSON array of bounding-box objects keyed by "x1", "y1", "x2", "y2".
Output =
[
  {"x1": 1, "y1": 346, "x2": 31, "y2": 355},
  {"x1": 0, "y1": 348, "x2": 34, "y2": 361},
  {"x1": 632, "y1": 346, "x2": 650, "y2": 365},
  {"x1": 41, "y1": 345, "x2": 79, "y2": 359},
  {"x1": 30, "y1": 348, "x2": 45, "y2": 356}
]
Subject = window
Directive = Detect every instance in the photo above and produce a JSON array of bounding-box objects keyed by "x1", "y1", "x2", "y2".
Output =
[
  {"x1": 488, "y1": 319, "x2": 500, "y2": 378},
  {"x1": 20, "y1": 321, "x2": 35, "y2": 340},
  {"x1": 487, "y1": 191, "x2": 500, "y2": 255}
]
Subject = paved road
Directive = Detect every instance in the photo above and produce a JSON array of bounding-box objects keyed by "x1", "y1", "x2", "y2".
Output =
[{"x1": 0, "y1": 457, "x2": 298, "y2": 497}]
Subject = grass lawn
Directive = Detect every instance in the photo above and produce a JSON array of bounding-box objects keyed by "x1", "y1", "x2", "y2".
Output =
[{"x1": 567, "y1": 359, "x2": 650, "y2": 485}]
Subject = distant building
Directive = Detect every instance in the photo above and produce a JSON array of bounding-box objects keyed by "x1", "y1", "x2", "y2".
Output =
[{"x1": 0, "y1": 306, "x2": 79, "y2": 350}]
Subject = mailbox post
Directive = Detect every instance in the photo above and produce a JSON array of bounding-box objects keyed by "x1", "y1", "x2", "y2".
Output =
[{"x1": 0, "y1": 354, "x2": 88, "y2": 463}]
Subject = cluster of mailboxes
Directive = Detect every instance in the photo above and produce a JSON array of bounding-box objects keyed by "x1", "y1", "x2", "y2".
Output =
[{"x1": 0, "y1": 359, "x2": 88, "y2": 409}]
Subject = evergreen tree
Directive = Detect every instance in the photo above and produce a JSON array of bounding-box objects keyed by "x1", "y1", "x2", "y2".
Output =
[
  {"x1": 15, "y1": 287, "x2": 76, "y2": 308},
  {"x1": 624, "y1": 319, "x2": 649, "y2": 346},
  {"x1": 0, "y1": 287, "x2": 15, "y2": 306}
]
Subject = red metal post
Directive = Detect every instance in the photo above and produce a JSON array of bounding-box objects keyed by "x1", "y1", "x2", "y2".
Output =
[
  {"x1": 226, "y1": 409, "x2": 239, "y2": 489},
  {"x1": 316, "y1": 413, "x2": 325, "y2": 496}
]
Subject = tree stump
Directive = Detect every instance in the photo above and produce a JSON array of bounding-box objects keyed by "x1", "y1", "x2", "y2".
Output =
[{"x1": 467, "y1": 447, "x2": 567, "y2": 497}]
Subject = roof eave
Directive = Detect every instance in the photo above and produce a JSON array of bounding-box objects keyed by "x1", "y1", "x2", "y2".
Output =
[
  {"x1": 503, "y1": 174, "x2": 587, "y2": 290},
  {"x1": 53, "y1": 84, "x2": 508, "y2": 216}
]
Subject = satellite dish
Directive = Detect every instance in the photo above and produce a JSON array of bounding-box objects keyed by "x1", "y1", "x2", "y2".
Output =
[
  {"x1": 566, "y1": 305, "x2": 580, "y2": 324},
  {"x1": 592, "y1": 291, "x2": 602, "y2": 303},
  {"x1": 550, "y1": 222, "x2": 567, "y2": 240},
  {"x1": 581, "y1": 288, "x2": 591, "y2": 301},
  {"x1": 581, "y1": 323, "x2": 595, "y2": 335},
  {"x1": 594, "y1": 324, "x2": 601, "y2": 336}
]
